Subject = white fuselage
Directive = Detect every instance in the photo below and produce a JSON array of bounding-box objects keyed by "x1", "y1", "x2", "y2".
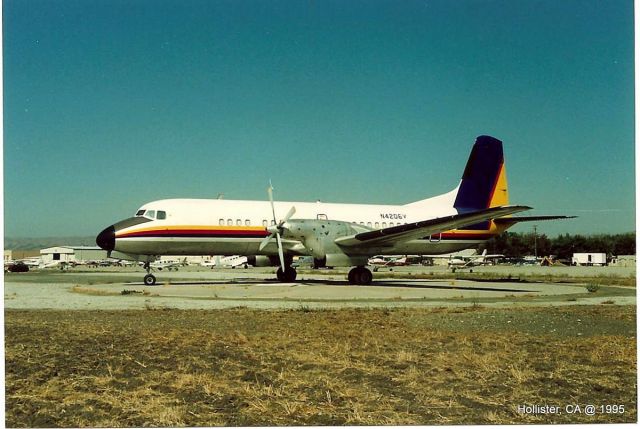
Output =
[{"x1": 110, "y1": 187, "x2": 499, "y2": 261}]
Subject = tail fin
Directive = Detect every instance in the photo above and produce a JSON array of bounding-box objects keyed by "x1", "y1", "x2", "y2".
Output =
[{"x1": 454, "y1": 135, "x2": 509, "y2": 211}]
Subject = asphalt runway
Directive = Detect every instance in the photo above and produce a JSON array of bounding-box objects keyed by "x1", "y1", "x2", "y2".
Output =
[{"x1": 4, "y1": 267, "x2": 635, "y2": 310}]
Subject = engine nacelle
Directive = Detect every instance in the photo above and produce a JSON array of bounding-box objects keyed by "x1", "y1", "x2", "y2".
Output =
[{"x1": 283, "y1": 220, "x2": 370, "y2": 267}]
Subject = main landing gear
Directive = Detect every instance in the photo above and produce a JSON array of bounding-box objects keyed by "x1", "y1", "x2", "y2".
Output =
[
  {"x1": 348, "y1": 266, "x2": 373, "y2": 285},
  {"x1": 276, "y1": 266, "x2": 297, "y2": 282},
  {"x1": 143, "y1": 262, "x2": 157, "y2": 286}
]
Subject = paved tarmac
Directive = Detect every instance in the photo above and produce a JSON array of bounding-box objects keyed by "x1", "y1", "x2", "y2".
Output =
[{"x1": 4, "y1": 267, "x2": 635, "y2": 310}]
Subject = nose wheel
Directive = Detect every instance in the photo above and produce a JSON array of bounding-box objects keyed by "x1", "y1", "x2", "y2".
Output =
[
  {"x1": 143, "y1": 262, "x2": 157, "y2": 286},
  {"x1": 276, "y1": 266, "x2": 297, "y2": 282}
]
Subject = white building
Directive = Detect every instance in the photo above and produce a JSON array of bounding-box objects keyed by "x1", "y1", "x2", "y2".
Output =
[
  {"x1": 571, "y1": 253, "x2": 607, "y2": 266},
  {"x1": 40, "y1": 246, "x2": 108, "y2": 263}
]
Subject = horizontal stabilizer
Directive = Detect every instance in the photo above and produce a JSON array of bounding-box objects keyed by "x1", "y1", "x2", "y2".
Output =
[
  {"x1": 335, "y1": 205, "x2": 531, "y2": 248},
  {"x1": 494, "y1": 215, "x2": 576, "y2": 225}
]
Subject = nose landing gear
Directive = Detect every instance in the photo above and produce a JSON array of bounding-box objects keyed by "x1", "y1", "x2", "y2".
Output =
[
  {"x1": 276, "y1": 266, "x2": 297, "y2": 282},
  {"x1": 143, "y1": 262, "x2": 157, "y2": 286}
]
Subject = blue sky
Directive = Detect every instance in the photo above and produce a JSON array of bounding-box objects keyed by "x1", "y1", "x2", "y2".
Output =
[{"x1": 3, "y1": 0, "x2": 635, "y2": 237}]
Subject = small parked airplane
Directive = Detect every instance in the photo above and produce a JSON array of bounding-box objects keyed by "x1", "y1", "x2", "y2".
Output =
[
  {"x1": 446, "y1": 249, "x2": 503, "y2": 272},
  {"x1": 149, "y1": 258, "x2": 186, "y2": 271},
  {"x1": 96, "y1": 135, "x2": 572, "y2": 285},
  {"x1": 368, "y1": 255, "x2": 409, "y2": 266},
  {"x1": 199, "y1": 255, "x2": 249, "y2": 269}
]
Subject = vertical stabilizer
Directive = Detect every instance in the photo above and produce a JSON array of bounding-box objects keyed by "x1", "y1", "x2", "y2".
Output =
[{"x1": 454, "y1": 135, "x2": 509, "y2": 211}]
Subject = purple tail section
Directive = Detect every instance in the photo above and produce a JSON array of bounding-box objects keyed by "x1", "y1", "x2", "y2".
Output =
[
  {"x1": 453, "y1": 136, "x2": 505, "y2": 230},
  {"x1": 454, "y1": 135, "x2": 504, "y2": 212}
]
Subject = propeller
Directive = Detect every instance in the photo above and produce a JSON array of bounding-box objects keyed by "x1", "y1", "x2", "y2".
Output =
[{"x1": 258, "y1": 183, "x2": 296, "y2": 272}]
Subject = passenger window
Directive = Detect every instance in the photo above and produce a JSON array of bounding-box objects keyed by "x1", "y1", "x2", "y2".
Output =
[
  {"x1": 219, "y1": 219, "x2": 224, "y2": 226},
  {"x1": 245, "y1": 219, "x2": 251, "y2": 226},
  {"x1": 146, "y1": 210, "x2": 156, "y2": 219},
  {"x1": 262, "y1": 220, "x2": 268, "y2": 227},
  {"x1": 367, "y1": 222, "x2": 372, "y2": 227},
  {"x1": 236, "y1": 219, "x2": 241, "y2": 226},
  {"x1": 360, "y1": 222, "x2": 364, "y2": 225},
  {"x1": 382, "y1": 222, "x2": 387, "y2": 228},
  {"x1": 390, "y1": 222, "x2": 394, "y2": 227},
  {"x1": 157, "y1": 211, "x2": 166, "y2": 220},
  {"x1": 270, "y1": 220, "x2": 276, "y2": 226},
  {"x1": 227, "y1": 219, "x2": 233, "y2": 226},
  {"x1": 375, "y1": 222, "x2": 380, "y2": 228}
]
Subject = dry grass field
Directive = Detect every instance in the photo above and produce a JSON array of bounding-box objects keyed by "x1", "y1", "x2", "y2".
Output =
[{"x1": 5, "y1": 305, "x2": 637, "y2": 426}]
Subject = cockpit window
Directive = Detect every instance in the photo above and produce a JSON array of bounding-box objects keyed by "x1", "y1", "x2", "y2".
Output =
[
  {"x1": 157, "y1": 211, "x2": 166, "y2": 220},
  {"x1": 146, "y1": 210, "x2": 156, "y2": 219},
  {"x1": 136, "y1": 210, "x2": 146, "y2": 216}
]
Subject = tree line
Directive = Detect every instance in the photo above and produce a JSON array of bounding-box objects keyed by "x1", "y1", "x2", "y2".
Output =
[{"x1": 478, "y1": 232, "x2": 635, "y2": 259}]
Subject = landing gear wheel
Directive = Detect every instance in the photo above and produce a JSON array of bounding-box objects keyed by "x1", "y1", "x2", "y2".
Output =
[
  {"x1": 348, "y1": 267, "x2": 373, "y2": 285},
  {"x1": 276, "y1": 267, "x2": 297, "y2": 282},
  {"x1": 144, "y1": 274, "x2": 157, "y2": 286}
]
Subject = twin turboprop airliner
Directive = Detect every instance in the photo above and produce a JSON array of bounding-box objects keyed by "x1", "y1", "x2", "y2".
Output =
[{"x1": 96, "y1": 135, "x2": 571, "y2": 286}]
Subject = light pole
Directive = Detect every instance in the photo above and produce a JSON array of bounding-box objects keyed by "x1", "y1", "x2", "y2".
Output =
[{"x1": 533, "y1": 224, "x2": 538, "y2": 259}]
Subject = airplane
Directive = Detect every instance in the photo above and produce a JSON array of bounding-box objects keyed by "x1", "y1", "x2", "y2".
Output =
[
  {"x1": 368, "y1": 255, "x2": 409, "y2": 268},
  {"x1": 149, "y1": 258, "x2": 186, "y2": 271},
  {"x1": 96, "y1": 135, "x2": 573, "y2": 286},
  {"x1": 199, "y1": 255, "x2": 249, "y2": 269},
  {"x1": 446, "y1": 249, "x2": 503, "y2": 272},
  {"x1": 38, "y1": 260, "x2": 68, "y2": 269},
  {"x1": 17, "y1": 258, "x2": 41, "y2": 268}
]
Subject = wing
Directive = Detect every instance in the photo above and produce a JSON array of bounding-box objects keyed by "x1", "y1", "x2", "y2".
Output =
[{"x1": 335, "y1": 205, "x2": 531, "y2": 248}]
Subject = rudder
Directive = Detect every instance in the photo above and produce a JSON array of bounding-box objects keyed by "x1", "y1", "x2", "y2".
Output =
[{"x1": 453, "y1": 135, "x2": 509, "y2": 211}]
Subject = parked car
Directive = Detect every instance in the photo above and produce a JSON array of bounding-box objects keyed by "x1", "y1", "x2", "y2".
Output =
[{"x1": 5, "y1": 261, "x2": 29, "y2": 273}]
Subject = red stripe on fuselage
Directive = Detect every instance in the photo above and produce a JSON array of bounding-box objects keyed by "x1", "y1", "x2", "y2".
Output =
[{"x1": 118, "y1": 229, "x2": 270, "y2": 238}]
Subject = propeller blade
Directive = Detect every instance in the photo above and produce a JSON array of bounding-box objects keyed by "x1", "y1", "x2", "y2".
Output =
[
  {"x1": 258, "y1": 232, "x2": 275, "y2": 251},
  {"x1": 280, "y1": 206, "x2": 296, "y2": 225},
  {"x1": 275, "y1": 232, "x2": 285, "y2": 272},
  {"x1": 268, "y1": 184, "x2": 277, "y2": 223}
]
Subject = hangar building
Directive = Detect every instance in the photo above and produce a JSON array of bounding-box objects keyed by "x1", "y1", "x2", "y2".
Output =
[{"x1": 40, "y1": 246, "x2": 108, "y2": 263}]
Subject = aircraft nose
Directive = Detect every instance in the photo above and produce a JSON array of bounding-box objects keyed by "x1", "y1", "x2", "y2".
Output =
[{"x1": 96, "y1": 225, "x2": 115, "y2": 251}]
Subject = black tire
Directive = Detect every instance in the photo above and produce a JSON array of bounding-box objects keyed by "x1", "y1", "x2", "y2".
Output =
[
  {"x1": 277, "y1": 267, "x2": 297, "y2": 282},
  {"x1": 144, "y1": 274, "x2": 157, "y2": 286},
  {"x1": 285, "y1": 268, "x2": 297, "y2": 282},
  {"x1": 348, "y1": 267, "x2": 372, "y2": 285},
  {"x1": 359, "y1": 268, "x2": 373, "y2": 285}
]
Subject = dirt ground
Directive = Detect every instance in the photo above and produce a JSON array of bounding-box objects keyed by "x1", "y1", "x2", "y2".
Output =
[{"x1": 4, "y1": 305, "x2": 637, "y2": 426}]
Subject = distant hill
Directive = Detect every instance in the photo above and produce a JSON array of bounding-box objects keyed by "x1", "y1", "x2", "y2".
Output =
[{"x1": 4, "y1": 237, "x2": 97, "y2": 250}]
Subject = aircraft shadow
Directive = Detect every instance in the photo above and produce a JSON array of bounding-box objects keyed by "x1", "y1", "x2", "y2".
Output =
[
  {"x1": 131, "y1": 278, "x2": 539, "y2": 293},
  {"x1": 296, "y1": 279, "x2": 539, "y2": 293}
]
